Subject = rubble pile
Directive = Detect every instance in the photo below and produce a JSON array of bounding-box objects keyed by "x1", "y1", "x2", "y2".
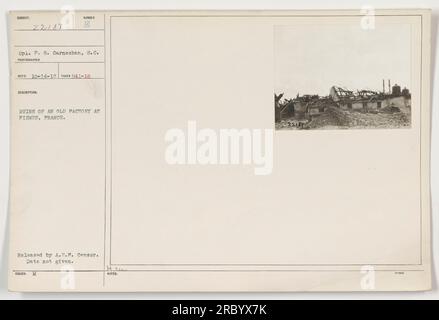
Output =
[{"x1": 305, "y1": 107, "x2": 410, "y2": 129}]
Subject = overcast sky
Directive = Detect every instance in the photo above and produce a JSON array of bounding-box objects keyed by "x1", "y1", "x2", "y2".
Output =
[{"x1": 274, "y1": 23, "x2": 411, "y2": 98}]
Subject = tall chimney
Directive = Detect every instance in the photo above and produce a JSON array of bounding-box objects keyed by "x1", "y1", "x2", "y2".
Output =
[
  {"x1": 382, "y1": 79, "x2": 385, "y2": 93},
  {"x1": 388, "y1": 79, "x2": 391, "y2": 93}
]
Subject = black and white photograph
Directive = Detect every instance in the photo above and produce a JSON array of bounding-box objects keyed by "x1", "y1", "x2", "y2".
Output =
[
  {"x1": 274, "y1": 24, "x2": 412, "y2": 130},
  {"x1": 0, "y1": 2, "x2": 437, "y2": 303}
]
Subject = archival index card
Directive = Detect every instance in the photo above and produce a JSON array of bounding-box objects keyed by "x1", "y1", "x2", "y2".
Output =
[{"x1": 8, "y1": 9, "x2": 432, "y2": 291}]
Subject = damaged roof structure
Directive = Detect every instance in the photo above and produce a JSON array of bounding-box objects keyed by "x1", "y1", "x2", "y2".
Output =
[{"x1": 275, "y1": 80, "x2": 411, "y2": 123}]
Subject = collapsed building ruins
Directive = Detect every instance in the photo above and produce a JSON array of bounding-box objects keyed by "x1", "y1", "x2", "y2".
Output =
[{"x1": 275, "y1": 80, "x2": 411, "y2": 123}]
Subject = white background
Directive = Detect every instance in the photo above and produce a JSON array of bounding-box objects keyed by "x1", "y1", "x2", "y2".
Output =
[{"x1": 0, "y1": 0, "x2": 437, "y2": 299}]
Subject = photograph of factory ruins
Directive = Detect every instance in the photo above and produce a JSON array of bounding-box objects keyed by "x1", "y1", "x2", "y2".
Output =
[
  {"x1": 274, "y1": 24, "x2": 412, "y2": 130},
  {"x1": 275, "y1": 80, "x2": 411, "y2": 130}
]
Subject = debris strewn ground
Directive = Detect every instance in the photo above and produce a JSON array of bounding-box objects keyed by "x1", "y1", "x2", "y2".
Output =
[{"x1": 276, "y1": 106, "x2": 410, "y2": 130}]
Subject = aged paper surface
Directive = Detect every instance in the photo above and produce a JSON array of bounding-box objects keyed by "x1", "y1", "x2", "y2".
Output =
[{"x1": 8, "y1": 9, "x2": 431, "y2": 291}]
